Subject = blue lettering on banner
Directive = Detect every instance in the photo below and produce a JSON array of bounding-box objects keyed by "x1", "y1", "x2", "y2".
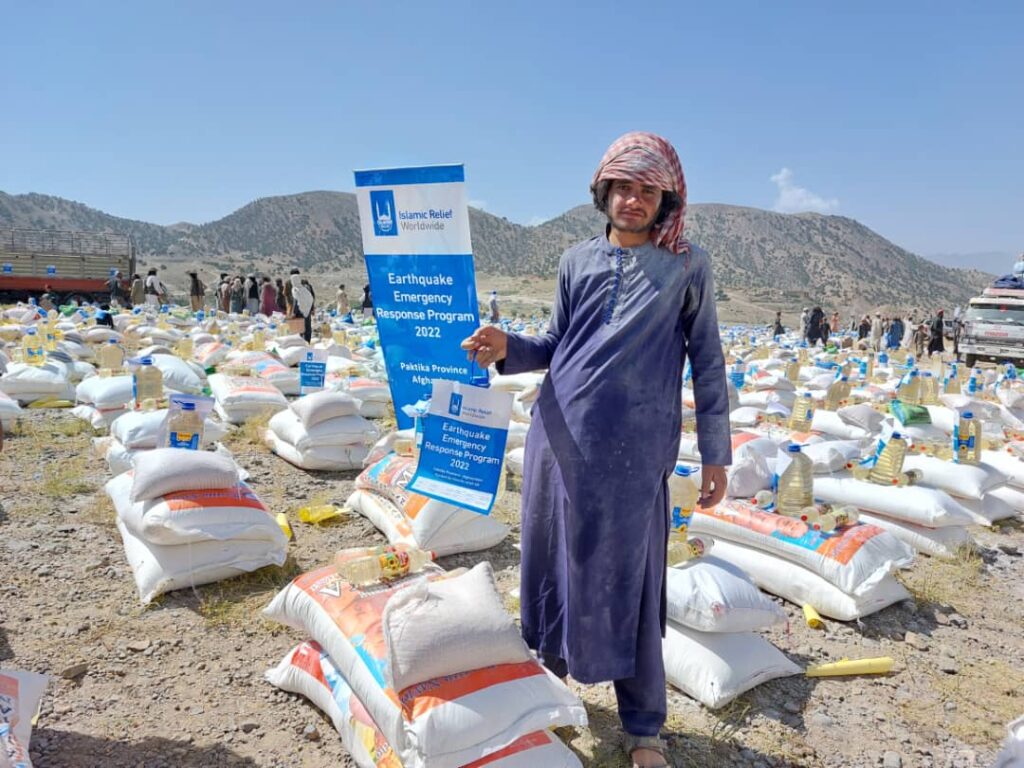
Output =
[
  {"x1": 370, "y1": 190, "x2": 398, "y2": 237},
  {"x1": 364, "y1": 254, "x2": 479, "y2": 427},
  {"x1": 407, "y1": 382, "x2": 513, "y2": 516}
]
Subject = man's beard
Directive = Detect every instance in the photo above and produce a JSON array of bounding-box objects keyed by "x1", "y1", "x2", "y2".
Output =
[{"x1": 609, "y1": 212, "x2": 655, "y2": 234}]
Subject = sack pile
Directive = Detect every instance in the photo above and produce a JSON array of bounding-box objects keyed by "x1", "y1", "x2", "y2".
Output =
[
  {"x1": 265, "y1": 391, "x2": 378, "y2": 470},
  {"x1": 106, "y1": 449, "x2": 287, "y2": 603}
]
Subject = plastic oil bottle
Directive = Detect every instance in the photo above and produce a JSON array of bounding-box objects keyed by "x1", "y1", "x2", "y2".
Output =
[
  {"x1": 866, "y1": 432, "x2": 922, "y2": 486},
  {"x1": 167, "y1": 401, "x2": 204, "y2": 450},
  {"x1": 814, "y1": 505, "x2": 860, "y2": 533},
  {"x1": 336, "y1": 546, "x2": 433, "y2": 586},
  {"x1": 898, "y1": 369, "x2": 922, "y2": 405},
  {"x1": 789, "y1": 392, "x2": 814, "y2": 432},
  {"x1": 251, "y1": 325, "x2": 266, "y2": 351},
  {"x1": 944, "y1": 363, "x2": 962, "y2": 395},
  {"x1": 785, "y1": 360, "x2": 801, "y2": 383},
  {"x1": 919, "y1": 371, "x2": 940, "y2": 405},
  {"x1": 824, "y1": 375, "x2": 851, "y2": 411},
  {"x1": 22, "y1": 327, "x2": 45, "y2": 366},
  {"x1": 667, "y1": 465, "x2": 700, "y2": 566},
  {"x1": 133, "y1": 357, "x2": 164, "y2": 408},
  {"x1": 176, "y1": 335, "x2": 194, "y2": 360},
  {"x1": 775, "y1": 444, "x2": 814, "y2": 517},
  {"x1": 953, "y1": 411, "x2": 982, "y2": 465},
  {"x1": 97, "y1": 339, "x2": 125, "y2": 372}
]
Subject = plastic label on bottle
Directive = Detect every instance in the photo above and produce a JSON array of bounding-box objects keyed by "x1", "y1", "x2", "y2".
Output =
[
  {"x1": 671, "y1": 506, "x2": 694, "y2": 531},
  {"x1": 169, "y1": 431, "x2": 200, "y2": 450}
]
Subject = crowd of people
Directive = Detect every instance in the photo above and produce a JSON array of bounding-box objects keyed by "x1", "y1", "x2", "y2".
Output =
[{"x1": 787, "y1": 305, "x2": 958, "y2": 357}]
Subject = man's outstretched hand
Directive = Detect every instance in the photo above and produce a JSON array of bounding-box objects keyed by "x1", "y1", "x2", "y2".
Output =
[
  {"x1": 460, "y1": 326, "x2": 508, "y2": 369},
  {"x1": 699, "y1": 464, "x2": 727, "y2": 509}
]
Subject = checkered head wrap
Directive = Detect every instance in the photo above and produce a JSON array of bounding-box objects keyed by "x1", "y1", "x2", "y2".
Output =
[{"x1": 591, "y1": 131, "x2": 689, "y2": 254}]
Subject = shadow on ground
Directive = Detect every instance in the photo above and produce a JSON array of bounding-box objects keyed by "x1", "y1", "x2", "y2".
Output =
[{"x1": 30, "y1": 729, "x2": 258, "y2": 767}]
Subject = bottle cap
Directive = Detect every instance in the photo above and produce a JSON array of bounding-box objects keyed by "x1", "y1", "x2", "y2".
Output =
[
  {"x1": 891, "y1": 431, "x2": 902, "y2": 439},
  {"x1": 787, "y1": 444, "x2": 801, "y2": 453},
  {"x1": 141, "y1": 357, "x2": 153, "y2": 365},
  {"x1": 963, "y1": 411, "x2": 974, "y2": 419},
  {"x1": 673, "y1": 465, "x2": 695, "y2": 477}
]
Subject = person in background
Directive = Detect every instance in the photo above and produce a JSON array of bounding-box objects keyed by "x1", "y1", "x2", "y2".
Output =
[
  {"x1": 290, "y1": 269, "x2": 315, "y2": 342},
  {"x1": 870, "y1": 312, "x2": 884, "y2": 351},
  {"x1": 361, "y1": 284, "x2": 373, "y2": 317},
  {"x1": 913, "y1": 322, "x2": 928, "y2": 358},
  {"x1": 244, "y1": 275, "x2": 260, "y2": 315},
  {"x1": 216, "y1": 273, "x2": 230, "y2": 313},
  {"x1": 275, "y1": 277, "x2": 287, "y2": 313},
  {"x1": 229, "y1": 276, "x2": 245, "y2": 314},
  {"x1": 260, "y1": 276, "x2": 277, "y2": 316},
  {"x1": 461, "y1": 131, "x2": 730, "y2": 768},
  {"x1": 130, "y1": 273, "x2": 145, "y2": 307},
  {"x1": 188, "y1": 271, "x2": 206, "y2": 313},
  {"x1": 489, "y1": 290, "x2": 500, "y2": 323},
  {"x1": 857, "y1": 315, "x2": 870, "y2": 340},
  {"x1": 772, "y1": 311, "x2": 784, "y2": 336},
  {"x1": 107, "y1": 270, "x2": 125, "y2": 306},
  {"x1": 886, "y1": 315, "x2": 904, "y2": 350},
  {"x1": 806, "y1": 306, "x2": 825, "y2": 346},
  {"x1": 902, "y1": 314, "x2": 915, "y2": 349},
  {"x1": 336, "y1": 284, "x2": 350, "y2": 315},
  {"x1": 928, "y1": 309, "x2": 946, "y2": 355},
  {"x1": 830, "y1": 311, "x2": 840, "y2": 337},
  {"x1": 144, "y1": 268, "x2": 165, "y2": 307}
]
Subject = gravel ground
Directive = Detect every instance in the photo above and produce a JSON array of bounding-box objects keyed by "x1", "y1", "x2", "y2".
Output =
[{"x1": 1, "y1": 410, "x2": 1022, "y2": 768}]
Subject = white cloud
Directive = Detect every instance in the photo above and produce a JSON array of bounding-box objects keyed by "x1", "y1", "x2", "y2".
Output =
[
  {"x1": 770, "y1": 167, "x2": 839, "y2": 214},
  {"x1": 469, "y1": 199, "x2": 487, "y2": 210}
]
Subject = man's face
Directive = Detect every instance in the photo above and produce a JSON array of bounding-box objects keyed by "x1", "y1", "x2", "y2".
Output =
[{"x1": 606, "y1": 179, "x2": 663, "y2": 234}]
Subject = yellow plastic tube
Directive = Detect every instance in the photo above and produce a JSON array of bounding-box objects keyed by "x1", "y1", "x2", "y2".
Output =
[
  {"x1": 298, "y1": 504, "x2": 345, "y2": 524},
  {"x1": 806, "y1": 657, "x2": 894, "y2": 677},
  {"x1": 802, "y1": 604, "x2": 825, "y2": 629}
]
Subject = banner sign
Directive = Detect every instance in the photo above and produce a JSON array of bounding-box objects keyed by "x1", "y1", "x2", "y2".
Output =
[
  {"x1": 354, "y1": 164, "x2": 480, "y2": 429},
  {"x1": 408, "y1": 379, "x2": 513, "y2": 515},
  {"x1": 299, "y1": 349, "x2": 328, "y2": 395}
]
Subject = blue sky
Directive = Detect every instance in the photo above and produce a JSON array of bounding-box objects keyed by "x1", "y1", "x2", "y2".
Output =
[{"x1": 1, "y1": 1, "x2": 1020, "y2": 266}]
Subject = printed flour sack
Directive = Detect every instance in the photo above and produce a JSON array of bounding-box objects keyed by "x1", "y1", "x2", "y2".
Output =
[
  {"x1": 688, "y1": 499, "x2": 913, "y2": 595},
  {"x1": 208, "y1": 373, "x2": 289, "y2": 424},
  {"x1": 350, "y1": 453, "x2": 508, "y2": 555},
  {"x1": 266, "y1": 641, "x2": 582, "y2": 768},
  {"x1": 665, "y1": 556, "x2": 786, "y2": 633},
  {"x1": 0, "y1": 668, "x2": 48, "y2": 768},
  {"x1": 263, "y1": 561, "x2": 586, "y2": 768},
  {"x1": 708, "y1": 538, "x2": 910, "y2": 621}
]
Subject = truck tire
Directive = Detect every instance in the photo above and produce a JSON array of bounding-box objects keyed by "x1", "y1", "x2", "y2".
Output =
[{"x1": 964, "y1": 354, "x2": 977, "y2": 368}]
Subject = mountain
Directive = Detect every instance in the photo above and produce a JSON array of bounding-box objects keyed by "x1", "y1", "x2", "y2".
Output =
[{"x1": 0, "y1": 190, "x2": 992, "y2": 314}]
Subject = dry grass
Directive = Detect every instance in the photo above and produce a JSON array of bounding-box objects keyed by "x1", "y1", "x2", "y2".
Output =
[
  {"x1": 901, "y1": 658, "x2": 1024, "y2": 745},
  {"x1": 896, "y1": 545, "x2": 985, "y2": 613},
  {"x1": 39, "y1": 453, "x2": 96, "y2": 498},
  {"x1": 195, "y1": 557, "x2": 303, "y2": 629},
  {"x1": 78, "y1": 492, "x2": 117, "y2": 528},
  {"x1": 223, "y1": 411, "x2": 273, "y2": 451}
]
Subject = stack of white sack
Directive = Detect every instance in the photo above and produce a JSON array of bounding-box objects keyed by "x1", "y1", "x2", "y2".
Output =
[
  {"x1": 106, "y1": 449, "x2": 287, "y2": 603},
  {"x1": 662, "y1": 556, "x2": 796, "y2": 709},
  {"x1": 0, "y1": 388, "x2": 24, "y2": 430},
  {"x1": 0, "y1": 360, "x2": 76, "y2": 405},
  {"x1": 103, "y1": 408, "x2": 232, "y2": 475},
  {"x1": 0, "y1": 668, "x2": 48, "y2": 768},
  {"x1": 147, "y1": 353, "x2": 207, "y2": 395},
  {"x1": 336, "y1": 377, "x2": 392, "y2": 418},
  {"x1": 222, "y1": 350, "x2": 299, "y2": 394},
  {"x1": 347, "y1": 453, "x2": 508, "y2": 556},
  {"x1": 209, "y1": 373, "x2": 289, "y2": 424},
  {"x1": 265, "y1": 391, "x2": 377, "y2": 471},
  {"x1": 73, "y1": 374, "x2": 134, "y2": 429},
  {"x1": 264, "y1": 558, "x2": 587, "y2": 768},
  {"x1": 813, "y1": 465, "x2": 983, "y2": 558},
  {"x1": 688, "y1": 498, "x2": 913, "y2": 621}
]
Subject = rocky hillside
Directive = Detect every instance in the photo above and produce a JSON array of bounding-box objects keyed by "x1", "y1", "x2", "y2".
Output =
[{"x1": 0, "y1": 190, "x2": 992, "y2": 313}]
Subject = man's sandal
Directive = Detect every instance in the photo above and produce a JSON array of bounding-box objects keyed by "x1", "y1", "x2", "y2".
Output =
[{"x1": 623, "y1": 733, "x2": 671, "y2": 768}]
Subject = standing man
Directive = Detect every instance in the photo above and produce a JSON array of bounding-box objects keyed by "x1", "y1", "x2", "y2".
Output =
[
  {"x1": 144, "y1": 268, "x2": 164, "y2": 307},
  {"x1": 489, "y1": 290, "x2": 500, "y2": 323},
  {"x1": 188, "y1": 271, "x2": 206, "y2": 313},
  {"x1": 462, "y1": 132, "x2": 730, "y2": 768},
  {"x1": 870, "y1": 312, "x2": 884, "y2": 351},
  {"x1": 929, "y1": 309, "x2": 946, "y2": 356}
]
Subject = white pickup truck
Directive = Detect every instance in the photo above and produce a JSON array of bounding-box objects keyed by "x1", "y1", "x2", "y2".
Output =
[{"x1": 959, "y1": 290, "x2": 1024, "y2": 367}]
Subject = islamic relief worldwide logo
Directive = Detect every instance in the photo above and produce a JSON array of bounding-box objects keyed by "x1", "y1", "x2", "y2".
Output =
[
  {"x1": 370, "y1": 190, "x2": 398, "y2": 237},
  {"x1": 448, "y1": 392, "x2": 463, "y2": 417}
]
